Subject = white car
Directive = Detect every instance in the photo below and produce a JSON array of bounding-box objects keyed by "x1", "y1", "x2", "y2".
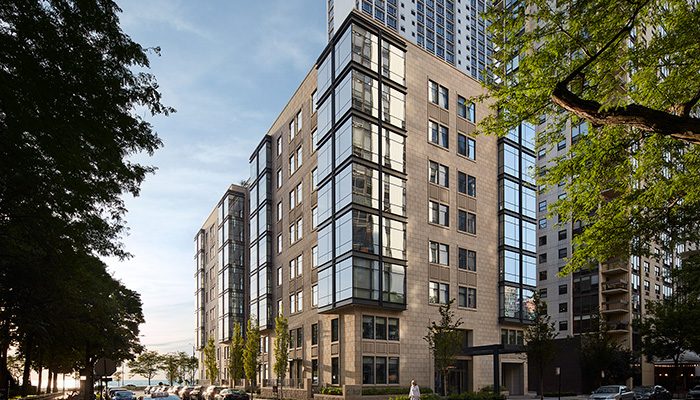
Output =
[{"x1": 590, "y1": 385, "x2": 636, "y2": 400}]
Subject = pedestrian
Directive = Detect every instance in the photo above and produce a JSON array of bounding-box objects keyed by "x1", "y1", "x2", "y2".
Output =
[{"x1": 409, "y1": 380, "x2": 421, "y2": 400}]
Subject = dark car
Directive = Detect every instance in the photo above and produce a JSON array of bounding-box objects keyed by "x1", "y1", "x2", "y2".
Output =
[
  {"x1": 590, "y1": 385, "x2": 636, "y2": 400},
  {"x1": 215, "y1": 389, "x2": 249, "y2": 400},
  {"x1": 113, "y1": 391, "x2": 136, "y2": 400},
  {"x1": 634, "y1": 386, "x2": 671, "y2": 400},
  {"x1": 687, "y1": 385, "x2": 700, "y2": 400}
]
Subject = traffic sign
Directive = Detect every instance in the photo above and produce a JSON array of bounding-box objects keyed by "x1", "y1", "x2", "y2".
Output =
[{"x1": 94, "y1": 358, "x2": 117, "y2": 376}]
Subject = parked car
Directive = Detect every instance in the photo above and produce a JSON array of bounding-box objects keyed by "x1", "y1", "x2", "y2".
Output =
[
  {"x1": 687, "y1": 385, "x2": 700, "y2": 400},
  {"x1": 108, "y1": 388, "x2": 127, "y2": 400},
  {"x1": 144, "y1": 387, "x2": 153, "y2": 394},
  {"x1": 204, "y1": 386, "x2": 225, "y2": 400},
  {"x1": 168, "y1": 386, "x2": 182, "y2": 395},
  {"x1": 590, "y1": 385, "x2": 635, "y2": 400},
  {"x1": 634, "y1": 386, "x2": 671, "y2": 400},
  {"x1": 178, "y1": 386, "x2": 195, "y2": 400},
  {"x1": 144, "y1": 393, "x2": 179, "y2": 400},
  {"x1": 113, "y1": 391, "x2": 136, "y2": 400},
  {"x1": 215, "y1": 389, "x2": 249, "y2": 400},
  {"x1": 188, "y1": 386, "x2": 204, "y2": 400}
]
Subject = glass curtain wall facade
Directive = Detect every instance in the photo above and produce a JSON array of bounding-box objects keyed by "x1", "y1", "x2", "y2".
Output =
[
  {"x1": 217, "y1": 189, "x2": 248, "y2": 342},
  {"x1": 316, "y1": 22, "x2": 408, "y2": 311},
  {"x1": 498, "y1": 121, "x2": 537, "y2": 322},
  {"x1": 327, "y1": 0, "x2": 492, "y2": 82},
  {"x1": 249, "y1": 139, "x2": 274, "y2": 329}
]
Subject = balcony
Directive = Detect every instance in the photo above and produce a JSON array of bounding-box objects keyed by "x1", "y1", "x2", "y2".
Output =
[
  {"x1": 606, "y1": 321, "x2": 630, "y2": 334},
  {"x1": 601, "y1": 301, "x2": 629, "y2": 314},
  {"x1": 601, "y1": 262, "x2": 629, "y2": 275},
  {"x1": 602, "y1": 279, "x2": 629, "y2": 294}
]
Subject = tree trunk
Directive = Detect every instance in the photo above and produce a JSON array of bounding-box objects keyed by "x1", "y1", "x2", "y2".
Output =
[
  {"x1": 539, "y1": 363, "x2": 544, "y2": 400},
  {"x1": 21, "y1": 336, "x2": 33, "y2": 396},
  {"x1": 0, "y1": 328, "x2": 9, "y2": 397},
  {"x1": 53, "y1": 371, "x2": 58, "y2": 393},
  {"x1": 37, "y1": 352, "x2": 43, "y2": 395},
  {"x1": 46, "y1": 367, "x2": 52, "y2": 394},
  {"x1": 443, "y1": 372, "x2": 448, "y2": 397}
]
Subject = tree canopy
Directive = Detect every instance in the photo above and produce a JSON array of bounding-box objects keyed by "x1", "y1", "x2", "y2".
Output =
[
  {"x1": 228, "y1": 323, "x2": 244, "y2": 387},
  {"x1": 482, "y1": 0, "x2": 700, "y2": 274},
  {"x1": 0, "y1": 0, "x2": 169, "y2": 396},
  {"x1": 127, "y1": 351, "x2": 162, "y2": 386},
  {"x1": 272, "y1": 313, "x2": 289, "y2": 391}
]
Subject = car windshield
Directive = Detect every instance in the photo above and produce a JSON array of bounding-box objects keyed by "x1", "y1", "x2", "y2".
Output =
[
  {"x1": 693, "y1": 386, "x2": 700, "y2": 391},
  {"x1": 231, "y1": 390, "x2": 246, "y2": 395},
  {"x1": 596, "y1": 387, "x2": 619, "y2": 393},
  {"x1": 220, "y1": 390, "x2": 233, "y2": 395},
  {"x1": 634, "y1": 387, "x2": 652, "y2": 393}
]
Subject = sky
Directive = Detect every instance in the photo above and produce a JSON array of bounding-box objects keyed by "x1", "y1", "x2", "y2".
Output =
[{"x1": 106, "y1": 0, "x2": 327, "y2": 356}]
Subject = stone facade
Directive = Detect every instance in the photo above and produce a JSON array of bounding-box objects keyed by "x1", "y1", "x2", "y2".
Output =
[{"x1": 246, "y1": 10, "x2": 527, "y2": 397}]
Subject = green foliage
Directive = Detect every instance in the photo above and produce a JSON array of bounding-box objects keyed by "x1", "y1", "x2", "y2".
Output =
[
  {"x1": 0, "y1": 0, "x2": 170, "y2": 396},
  {"x1": 319, "y1": 386, "x2": 343, "y2": 395},
  {"x1": 362, "y1": 387, "x2": 433, "y2": 395},
  {"x1": 160, "y1": 354, "x2": 180, "y2": 386},
  {"x1": 389, "y1": 394, "x2": 442, "y2": 400},
  {"x1": 203, "y1": 338, "x2": 218, "y2": 385},
  {"x1": 423, "y1": 299, "x2": 463, "y2": 396},
  {"x1": 524, "y1": 292, "x2": 557, "y2": 399},
  {"x1": 243, "y1": 318, "x2": 260, "y2": 389},
  {"x1": 128, "y1": 351, "x2": 161, "y2": 386},
  {"x1": 480, "y1": 0, "x2": 700, "y2": 275},
  {"x1": 228, "y1": 322, "x2": 244, "y2": 386},
  {"x1": 448, "y1": 391, "x2": 506, "y2": 400},
  {"x1": 176, "y1": 352, "x2": 198, "y2": 385},
  {"x1": 579, "y1": 317, "x2": 635, "y2": 386},
  {"x1": 272, "y1": 313, "x2": 289, "y2": 386}
]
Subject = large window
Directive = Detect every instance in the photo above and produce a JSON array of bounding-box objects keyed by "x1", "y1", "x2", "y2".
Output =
[
  {"x1": 458, "y1": 248, "x2": 477, "y2": 271},
  {"x1": 335, "y1": 70, "x2": 379, "y2": 121},
  {"x1": 458, "y1": 133, "x2": 476, "y2": 159},
  {"x1": 428, "y1": 121, "x2": 449, "y2": 148},
  {"x1": 429, "y1": 241, "x2": 449, "y2": 265},
  {"x1": 429, "y1": 161, "x2": 449, "y2": 187},
  {"x1": 429, "y1": 281, "x2": 449, "y2": 304},
  {"x1": 335, "y1": 24, "x2": 379, "y2": 75},
  {"x1": 457, "y1": 96, "x2": 476, "y2": 122},
  {"x1": 429, "y1": 201, "x2": 449, "y2": 226}
]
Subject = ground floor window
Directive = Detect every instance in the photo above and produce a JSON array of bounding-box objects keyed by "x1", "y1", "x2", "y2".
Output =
[
  {"x1": 331, "y1": 357, "x2": 339, "y2": 384},
  {"x1": 362, "y1": 356, "x2": 400, "y2": 384}
]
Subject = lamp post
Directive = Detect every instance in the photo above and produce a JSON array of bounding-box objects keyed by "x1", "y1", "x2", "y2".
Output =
[{"x1": 555, "y1": 367, "x2": 561, "y2": 400}]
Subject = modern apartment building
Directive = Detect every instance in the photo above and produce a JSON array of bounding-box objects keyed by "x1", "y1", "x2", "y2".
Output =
[
  {"x1": 326, "y1": 0, "x2": 493, "y2": 82},
  {"x1": 194, "y1": 184, "x2": 248, "y2": 384},
  {"x1": 247, "y1": 10, "x2": 530, "y2": 395}
]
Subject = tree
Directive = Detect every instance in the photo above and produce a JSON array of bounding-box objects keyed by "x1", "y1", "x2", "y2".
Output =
[
  {"x1": 177, "y1": 352, "x2": 198, "y2": 385},
  {"x1": 0, "y1": 0, "x2": 171, "y2": 395},
  {"x1": 203, "y1": 338, "x2": 218, "y2": 385},
  {"x1": 160, "y1": 353, "x2": 180, "y2": 386},
  {"x1": 228, "y1": 323, "x2": 244, "y2": 387},
  {"x1": 579, "y1": 317, "x2": 635, "y2": 388},
  {"x1": 480, "y1": 0, "x2": 700, "y2": 275},
  {"x1": 128, "y1": 351, "x2": 161, "y2": 386},
  {"x1": 423, "y1": 299, "x2": 463, "y2": 396},
  {"x1": 243, "y1": 319, "x2": 260, "y2": 392},
  {"x1": 524, "y1": 292, "x2": 557, "y2": 400},
  {"x1": 272, "y1": 313, "x2": 289, "y2": 398},
  {"x1": 637, "y1": 285, "x2": 700, "y2": 394}
]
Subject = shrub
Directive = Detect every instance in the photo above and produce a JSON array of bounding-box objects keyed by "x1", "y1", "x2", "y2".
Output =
[
  {"x1": 364, "y1": 387, "x2": 433, "y2": 396},
  {"x1": 447, "y1": 391, "x2": 505, "y2": 400},
  {"x1": 320, "y1": 386, "x2": 343, "y2": 395}
]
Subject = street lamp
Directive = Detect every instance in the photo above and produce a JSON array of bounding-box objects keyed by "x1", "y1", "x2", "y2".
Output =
[{"x1": 555, "y1": 367, "x2": 561, "y2": 400}]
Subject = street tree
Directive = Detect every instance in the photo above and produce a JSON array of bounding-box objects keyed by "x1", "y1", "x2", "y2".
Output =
[
  {"x1": 273, "y1": 313, "x2": 290, "y2": 398},
  {"x1": 128, "y1": 351, "x2": 162, "y2": 386},
  {"x1": 177, "y1": 352, "x2": 198, "y2": 385},
  {"x1": 637, "y1": 282, "x2": 700, "y2": 394},
  {"x1": 243, "y1": 319, "x2": 260, "y2": 392},
  {"x1": 524, "y1": 292, "x2": 557, "y2": 400},
  {"x1": 580, "y1": 317, "x2": 635, "y2": 387},
  {"x1": 203, "y1": 338, "x2": 218, "y2": 385},
  {"x1": 228, "y1": 323, "x2": 244, "y2": 387},
  {"x1": 480, "y1": 0, "x2": 700, "y2": 275},
  {"x1": 423, "y1": 299, "x2": 463, "y2": 396},
  {"x1": 160, "y1": 353, "x2": 180, "y2": 386}
]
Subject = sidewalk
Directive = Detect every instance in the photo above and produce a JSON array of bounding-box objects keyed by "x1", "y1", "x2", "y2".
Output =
[{"x1": 508, "y1": 395, "x2": 589, "y2": 400}]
